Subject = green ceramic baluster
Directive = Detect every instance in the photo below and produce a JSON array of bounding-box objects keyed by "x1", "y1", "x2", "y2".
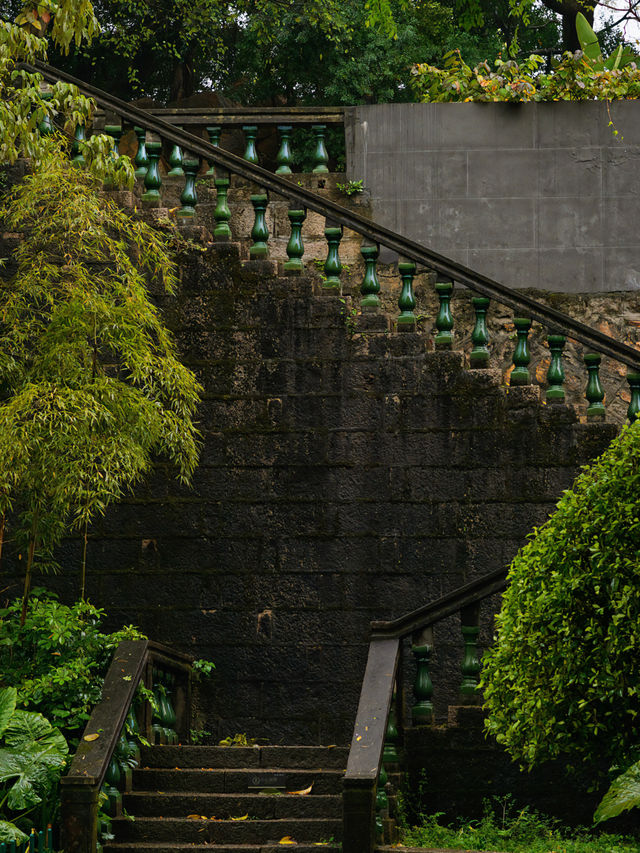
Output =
[
  {"x1": 584, "y1": 353, "x2": 605, "y2": 418},
  {"x1": 276, "y1": 125, "x2": 293, "y2": 175},
  {"x1": 242, "y1": 125, "x2": 259, "y2": 164},
  {"x1": 116, "y1": 728, "x2": 133, "y2": 792},
  {"x1": 460, "y1": 604, "x2": 481, "y2": 699},
  {"x1": 126, "y1": 706, "x2": 141, "y2": 766},
  {"x1": 38, "y1": 91, "x2": 53, "y2": 136},
  {"x1": 323, "y1": 225, "x2": 342, "y2": 289},
  {"x1": 133, "y1": 126, "x2": 149, "y2": 179},
  {"x1": 205, "y1": 125, "x2": 221, "y2": 175},
  {"x1": 104, "y1": 124, "x2": 122, "y2": 157},
  {"x1": 151, "y1": 670, "x2": 164, "y2": 744},
  {"x1": 141, "y1": 141, "x2": 162, "y2": 203},
  {"x1": 411, "y1": 643, "x2": 434, "y2": 725},
  {"x1": 249, "y1": 193, "x2": 269, "y2": 258},
  {"x1": 627, "y1": 372, "x2": 640, "y2": 422},
  {"x1": 312, "y1": 124, "x2": 329, "y2": 174},
  {"x1": 284, "y1": 209, "x2": 306, "y2": 273},
  {"x1": 178, "y1": 158, "x2": 199, "y2": 218},
  {"x1": 360, "y1": 244, "x2": 381, "y2": 309},
  {"x1": 470, "y1": 296, "x2": 490, "y2": 367},
  {"x1": 213, "y1": 175, "x2": 232, "y2": 240},
  {"x1": 434, "y1": 280, "x2": 454, "y2": 349},
  {"x1": 161, "y1": 671, "x2": 178, "y2": 744},
  {"x1": 397, "y1": 261, "x2": 417, "y2": 325},
  {"x1": 546, "y1": 334, "x2": 566, "y2": 403},
  {"x1": 167, "y1": 132, "x2": 184, "y2": 177},
  {"x1": 70, "y1": 124, "x2": 86, "y2": 165},
  {"x1": 510, "y1": 318, "x2": 532, "y2": 386},
  {"x1": 375, "y1": 763, "x2": 389, "y2": 839},
  {"x1": 382, "y1": 696, "x2": 400, "y2": 764},
  {"x1": 104, "y1": 753, "x2": 122, "y2": 815}
]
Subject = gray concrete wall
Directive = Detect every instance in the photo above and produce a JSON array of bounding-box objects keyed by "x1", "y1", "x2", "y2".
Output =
[{"x1": 345, "y1": 101, "x2": 640, "y2": 292}]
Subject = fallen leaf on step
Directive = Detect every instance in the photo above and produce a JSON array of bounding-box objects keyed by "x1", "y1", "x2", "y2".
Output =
[
  {"x1": 83, "y1": 734, "x2": 99, "y2": 742},
  {"x1": 279, "y1": 838, "x2": 297, "y2": 845},
  {"x1": 187, "y1": 814, "x2": 206, "y2": 820},
  {"x1": 286, "y1": 784, "x2": 313, "y2": 795},
  {"x1": 230, "y1": 813, "x2": 249, "y2": 820}
]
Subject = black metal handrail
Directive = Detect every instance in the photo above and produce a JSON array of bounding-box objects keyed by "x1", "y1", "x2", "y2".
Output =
[
  {"x1": 342, "y1": 568, "x2": 508, "y2": 853},
  {"x1": 23, "y1": 59, "x2": 640, "y2": 372}
]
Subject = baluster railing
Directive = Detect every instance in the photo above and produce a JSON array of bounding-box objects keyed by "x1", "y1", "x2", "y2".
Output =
[
  {"x1": 360, "y1": 244, "x2": 380, "y2": 309},
  {"x1": 133, "y1": 126, "x2": 148, "y2": 178},
  {"x1": 397, "y1": 261, "x2": 417, "y2": 326},
  {"x1": 323, "y1": 224, "x2": 342, "y2": 289},
  {"x1": 61, "y1": 640, "x2": 193, "y2": 853},
  {"x1": 511, "y1": 318, "x2": 532, "y2": 385},
  {"x1": 249, "y1": 192, "x2": 270, "y2": 259},
  {"x1": 434, "y1": 279, "x2": 454, "y2": 349},
  {"x1": 285, "y1": 208, "x2": 306, "y2": 273},
  {"x1": 546, "y1": 333, "x2": 566, "y2": 403}
]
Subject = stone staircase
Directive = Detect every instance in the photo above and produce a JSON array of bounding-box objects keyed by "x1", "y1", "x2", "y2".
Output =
[{"x1": 105, "y1": 745, "x2": 346, "y2": 853}]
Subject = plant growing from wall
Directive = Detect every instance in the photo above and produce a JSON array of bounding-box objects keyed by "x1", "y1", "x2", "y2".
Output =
[
  {"x1": 481, "y1": 419, "x2": 640, "y2": 773},
  {"x1": 0, "y1": 150, "x2": 201, "y2": 619}
]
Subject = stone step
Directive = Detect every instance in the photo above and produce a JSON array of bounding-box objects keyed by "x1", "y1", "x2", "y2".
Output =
[
  {"x1": 140, "y1": 744, "x2": 349, "y2": 770},
  {"x1": 110, "y1": 816, "x2": 341, "y2": 845},
  {"x1": 133, "y1": 768, "x2": 343, "y2": 795},
  {"x1": 123, "y1": 791, "x2": 340, "y2": 819}
]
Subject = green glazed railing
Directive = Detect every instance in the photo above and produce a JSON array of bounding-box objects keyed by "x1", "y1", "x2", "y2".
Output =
[
  {"x1": 60, "y1": 640, "x2": 193, "y2": 853},
  {"x1": 343, "y1": 568, "x2": 509, "y2": 853},
  {"x1": 23, "y1": 58, "x2": 640, "y2": 425},
  {"x1": 0, "y1": 827, "x2": 53, "y2": 853}
]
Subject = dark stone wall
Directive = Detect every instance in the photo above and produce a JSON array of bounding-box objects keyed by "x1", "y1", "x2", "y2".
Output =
[{"x1": 5, "y1": 241, "x2": 617, "y2": 744}]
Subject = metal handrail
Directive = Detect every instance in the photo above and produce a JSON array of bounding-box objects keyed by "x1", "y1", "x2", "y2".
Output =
[{"x1": 23, "y1": 59, "x2": 640, "y2": 371}]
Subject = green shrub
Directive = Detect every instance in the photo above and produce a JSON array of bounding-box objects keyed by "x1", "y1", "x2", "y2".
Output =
[
  {"x1": 410, "y1": 49, "x2": 640, "y2": 103},
  {"x1": 481, "y1": 420, "x2": 640, "y2": 771},
  {"x1": 0, "y1": 590, "x2": 144, "y2": 742},
  {"x1": 0, "y1": 687, "x2": 68, "y2": 842}
]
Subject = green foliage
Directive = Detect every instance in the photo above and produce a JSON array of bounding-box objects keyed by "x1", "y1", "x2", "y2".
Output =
[
  {"x1": 481, "y1": 419, "x2": 640, "y2": 770},
  {"x1": 411, "y1": 48, "x2": 640, "y2": 102},
  {"x1": 0, "y1": 148, "x2": 201, "y2": 603},
  {"x1": 402, "y1": 797, "x2": 640, "y2": 852},
  {"x1": 595, "y1": 760, "x2": 640, "y2": 824},
  {"x1": 0, "y1": 590, "x2": 144, "y2": 739},
  {"x1": 218, "y1": 733, "x2": 259, "y2": 747},
  {"x1": 192, "y1": 659, "x2": 216, "y2": 679},
  {"x1": 0, "y1": 686, "x2": 68, "y2": 841},
  {"x1": 336, "y1": 179, "x2": 364, "y2": 196},
  {"x1": 576, "y1": 11, "x2": 639, "y2": 71}
]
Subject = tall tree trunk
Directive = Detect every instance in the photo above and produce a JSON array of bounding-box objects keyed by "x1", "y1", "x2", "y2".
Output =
[
  {"x1": 20, "y1": 512, "x2": 38, "y2": 627},
  {"x1": 170, "y1": 47, "x2": 196, "y2": 102},
  {"x1": 543, "y1": 0, "x2": 595, "y2": 51}
]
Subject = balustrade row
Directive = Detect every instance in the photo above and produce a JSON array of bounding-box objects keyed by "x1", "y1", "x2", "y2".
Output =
[
  {"x1": 0, "y1": 828, "x2": 53, "y2": 853},
  {"x1": 374, "y1": 605, "x2": 483, "y2": 839},
  {"x1": 99, "y1": 666, "x2": 178, "y2": 840},
  {"x1": 49, "y1": 104, "x2": 640, "y2": 422}
]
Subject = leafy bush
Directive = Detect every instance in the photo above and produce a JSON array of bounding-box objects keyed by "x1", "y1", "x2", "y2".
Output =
[
  {"x1": 0, "y1": 590, "x2": 145, "y2": 741},
  {"x1": 402, "y1": 797, "x2": 640, "y2": 853},
  {"x1": 481, "y1": 420, "x2": 640, "y2": 771},
  {"x1": 0, "y1": 687, "x2": 68, "y2": 842},
  {"x1": 410, "y1": 49, "x2": 640, "y2": 103}
]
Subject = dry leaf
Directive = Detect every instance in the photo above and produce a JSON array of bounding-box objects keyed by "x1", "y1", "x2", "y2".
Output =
[
  {"x1": 286, "y1": 784, "x2": 313, "y2": 795},
  {"x1": 83, "y1": 733, "x2": 99, "y2": 742},
  {"x1": 187, "y1": 814, "x2": 203, "y2": 820},
  {"x1": 231, "y1": 813, "x2": 248, "y2": 821},
  {"x1": 279, "y1": 838, "x2": 297, "y2": 845}
]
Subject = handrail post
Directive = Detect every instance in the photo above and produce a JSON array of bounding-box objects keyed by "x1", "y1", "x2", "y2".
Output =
[
  {"x1": 60, "y1": 779, "x2": 100, "y2": 853},
  {"x1": 343, "y1": 778, "x2": 376, "y2": 853}
]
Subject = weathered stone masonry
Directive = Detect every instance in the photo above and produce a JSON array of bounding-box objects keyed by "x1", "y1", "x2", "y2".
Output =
[{"x1": 12, "y1": 237, "x2": 616, "y2": 744}]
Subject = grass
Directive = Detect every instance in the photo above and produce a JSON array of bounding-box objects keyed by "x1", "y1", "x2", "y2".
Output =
[{"x1": 401, "y1": 798, "x2": 640, "y2": 853}]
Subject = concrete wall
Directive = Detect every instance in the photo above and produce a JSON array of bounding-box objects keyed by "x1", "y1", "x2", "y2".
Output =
[{"x1": 345, "y1": 101, "x2": 640, "y2": 292}]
